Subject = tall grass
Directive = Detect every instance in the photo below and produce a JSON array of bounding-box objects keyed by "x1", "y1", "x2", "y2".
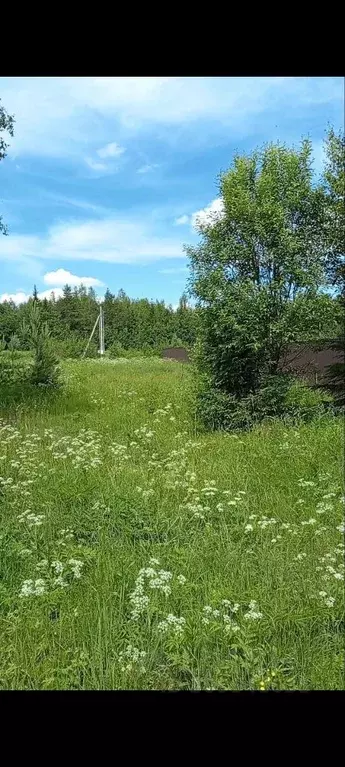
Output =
[{"x1": 0, "y1": 358, "x2": 343, "y2": 689}]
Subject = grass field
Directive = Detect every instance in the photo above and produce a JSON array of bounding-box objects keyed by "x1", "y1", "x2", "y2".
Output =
[{"x1": 0, "y1": 357, "x2": 344, "y2": 690}]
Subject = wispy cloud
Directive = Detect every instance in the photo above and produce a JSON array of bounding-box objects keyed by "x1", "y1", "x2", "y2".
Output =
[
  {"x1": 0, "y1": 214, "x2": 186, "y2": 266},
  {"x1": 43, "y1": 269, "x2": 104, "y2": 287},
  {"x1": 137, "y1": 163, "x2": 159, "y2": 174},
  {"x1": 97, "y1": 142, "x2": 125, "y2": 159},
  {"x1": 85, "y1": 142, "x2": 126, "y2": 174},
  {"x1": 84, "y1": 157, "x2": 108, "y2": 172},
  {"x1": 174, "y1": 214, "x2": 190, "y2": 226},
  {"x1": 1, "y1": 77, "x2": 342, "y2": 159},
  {"x1": 42, "y1": 193, "x2": 113, "y2": 216}
]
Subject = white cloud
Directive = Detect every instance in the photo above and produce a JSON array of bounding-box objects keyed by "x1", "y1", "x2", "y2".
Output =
[
  {"x1": 84, "y1": 157, "x2": 108, "y2": 172},
  {"x1": 174, "y1": 215, "x2": 189, "y2": 226},
  {"x1": 0, "y1": 214, "x2": 186, "y2": 266},
  {"x1": 0, "y1": 288, "x2": 64, "y2": 305},
  {"x1": 137, "y1": 163, "x2": 159, "y2": 174},
  {"x1": 43, "y1": 269, "x2": 104, "y2": 287},
  {"x1": 38, "y1": 288, "x2": 64, "y2": 301},
  {"x1": 97, "y1": 142, "x2": 125, "y2": 159},
  {"x1": 191, "y1": 198, "x2": 225, "y2": 230},
  {"x1": 1, "y1": 76, "x2": 342, "y2": 159},
  {"x1": 0, "y1": 291, "x2": 30, "y2": 305}
]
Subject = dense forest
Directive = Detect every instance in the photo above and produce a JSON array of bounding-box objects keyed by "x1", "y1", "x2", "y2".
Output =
[
  {"x1": 0, "y1": 286, "x2": 198, "y2": 357},
  {"x1": 0, "y1": 281, "x2": 342, "y2": 361}
]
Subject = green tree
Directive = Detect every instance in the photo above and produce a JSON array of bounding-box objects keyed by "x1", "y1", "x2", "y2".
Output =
[
  {"x1": 175, "y1": 293, "x2": 197, "y2": 346},
  {"x1": 0, "y1": 98, "x2": 15, "y2": 236},
  {"x1": 322, "y1": 127, "x2": 345, "y2": 288},
  {"x1": 187, "y1": 138, "x2": 333, "y2": 409},
  {"x1": 22, "y1": 302, "x2": 60, "y2": 387}
]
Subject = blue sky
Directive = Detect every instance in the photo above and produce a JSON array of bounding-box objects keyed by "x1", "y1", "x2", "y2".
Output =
[{"x1": 0, "y1": 76, "x2": 343, "y2": 307}]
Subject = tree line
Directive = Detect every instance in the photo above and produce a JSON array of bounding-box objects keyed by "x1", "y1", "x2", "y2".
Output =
[{"x1": 0, "y1": 287, "x2": 198, "y2": 357}]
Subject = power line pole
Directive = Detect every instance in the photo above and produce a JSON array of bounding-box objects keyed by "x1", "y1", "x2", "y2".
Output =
[
  {"x1": 82, "y1": 303, "x2": 105, "y2": 358},
  {"x1": 99, "y1": 304, "x2": 105, "y2": 356}
]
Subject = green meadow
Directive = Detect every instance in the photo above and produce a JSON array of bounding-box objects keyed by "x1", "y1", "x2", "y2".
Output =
[{"x1": 0, "y1": 358, "x2": 343, "y2": 690}]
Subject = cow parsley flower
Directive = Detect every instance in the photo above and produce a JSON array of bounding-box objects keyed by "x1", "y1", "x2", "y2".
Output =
[
  {"x1": 68, "y1": 559, "x2": 84, "y2": 579},
  {"x1": 20, "y1": 578, "x2": 46, "y2": 597},
  {"x1": 243, "y1": 600, "x2": 263, "y2": 620},
  {"x1": 157, "y1": 614, "x2": 186, "y2": 636},
  {"x1": 245, "y1": 524, "x2": 254, "y2": 533}
]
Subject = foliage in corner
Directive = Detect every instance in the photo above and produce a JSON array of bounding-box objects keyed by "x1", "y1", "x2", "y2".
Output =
[{"x1": 0, "y1": 98, "x2": 15, "y2": 236}]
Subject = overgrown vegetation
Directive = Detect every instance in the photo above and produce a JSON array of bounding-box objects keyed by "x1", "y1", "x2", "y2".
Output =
[{"x1": 0, "y1": 358, "x2": 343, "y2": 690}]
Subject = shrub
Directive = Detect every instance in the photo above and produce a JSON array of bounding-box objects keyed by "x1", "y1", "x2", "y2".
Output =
[
  {"x1": 107, "y1": 343, "x2": 160, "y2": 359},
  {"x1": 0, "y1": 353, "x2": 31, "y2": 387},
  {"x1": 52, "y1": 338, "x2": 97, "y2": 359},
  {"x1": 108, "y1": 342, "x2": 127, "y2": 358},
  {"x1": 195, "y1": 373, "x2": 334, "y2": 432},
  {"x1": 7, "y1": 334, "x2": 21, "y2": 367}
]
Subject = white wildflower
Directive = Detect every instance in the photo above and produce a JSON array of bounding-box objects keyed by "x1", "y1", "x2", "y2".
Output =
[
  {"x1": 244, "y1": 600, "x2": 263, "y2": 620},
  {"x1": 51, "y1": 560, "x2": 64, "y2": 574},
  {"x1": 20, "y1": 578, "x2": 46, "y2": 597},
  {"x1": 68, "y1": 559, "x2": 84, "y2": 579},
  {"x1": 157, "y1": 614, "x2": 186, "y2": 636},
  {"x1": 54, "y1": 575, "x2": 68, "y2": 588}
]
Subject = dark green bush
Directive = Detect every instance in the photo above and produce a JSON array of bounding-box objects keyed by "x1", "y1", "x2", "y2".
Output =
[
  {"x1": 52, "y1": 337, "x2": 97, "y2": 359},
  {"x1": 195, "y1": 373, "x2": 334, "y2": 432},
  {"x1": 107, "y1": 342, "x2": 160, "y2": 359},
  {"x1": 0, "y1": 352, "x2": 32, "y2": 386},
  {"x1": 107, "y1": 342, "x2": 127, "y2": 358}
]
